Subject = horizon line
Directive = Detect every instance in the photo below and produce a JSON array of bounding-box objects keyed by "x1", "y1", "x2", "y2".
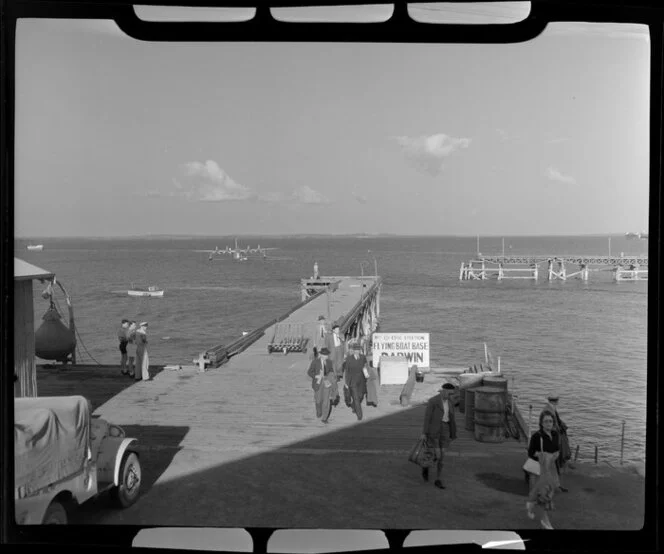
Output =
[{"x1": 13, "y1": 232, "x2": 647, "y2": 240}]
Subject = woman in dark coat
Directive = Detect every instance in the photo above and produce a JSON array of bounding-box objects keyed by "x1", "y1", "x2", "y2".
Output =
[{"x1": 525, "y1": 410, "x2": 560, "y2": 529}]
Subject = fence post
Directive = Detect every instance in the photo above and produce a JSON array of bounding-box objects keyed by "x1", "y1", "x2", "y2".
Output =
[
  {"x1": 595, "y1": 445, "x2": 598, "y2": 464},
  {"x1": 620, "y1": 420, "x2": 626, "y2": 465},
  {"x1": 527, "y1": 405, "x2": 533, "y2": 445}
]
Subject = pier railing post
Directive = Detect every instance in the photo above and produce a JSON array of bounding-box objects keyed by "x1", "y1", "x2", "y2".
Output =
[
  {"x1": 620, "y1": 420, "x2": 625, "y2": 465},
  {"x1": 595, "y1": 445, "x2": 598, "y2": 464},
  {"x1": 527, "y1": 405, "x2": 532, "y2": 443},
  {"x1": 574, "y1": 444, "x2": 579, "y2": 462}
]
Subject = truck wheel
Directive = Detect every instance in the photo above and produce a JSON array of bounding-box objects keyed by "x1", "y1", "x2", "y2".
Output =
[
  {"x1": 43, "y1": 500, "x2": 68, "y2": 524},
  {"x1": 111, "y1": 451, "x2": 141, "y2": 508}
]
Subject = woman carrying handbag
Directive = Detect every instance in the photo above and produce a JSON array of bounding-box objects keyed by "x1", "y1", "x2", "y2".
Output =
[{"x1": 523, "y1": 411, "x2": 560, "y2": 529}]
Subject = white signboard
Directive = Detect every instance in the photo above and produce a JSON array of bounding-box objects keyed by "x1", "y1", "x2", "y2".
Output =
[{"x1": 372, "y1": 333, "x2": 430, "y2": 369}]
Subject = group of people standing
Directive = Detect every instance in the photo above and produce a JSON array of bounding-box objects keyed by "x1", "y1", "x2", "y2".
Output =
[
  {"x1": 524, "y1": 393, "x2": 572, "y2": 529},
  {"x1": 117, "y1": 319, "x2": 151, "y2": 381},
  {"x1": 306, "y1": 323, "x2": 379, "y2": 424}
]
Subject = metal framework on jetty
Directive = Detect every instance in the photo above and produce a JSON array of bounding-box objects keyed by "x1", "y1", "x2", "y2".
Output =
[{"x1": 460, "y1": 255, "x2": 648, "y2": 282}]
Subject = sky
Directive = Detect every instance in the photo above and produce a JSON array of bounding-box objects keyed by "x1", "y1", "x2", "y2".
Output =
[{"x1": 13, "y1": 5, "x2": 651, "y2": 238}]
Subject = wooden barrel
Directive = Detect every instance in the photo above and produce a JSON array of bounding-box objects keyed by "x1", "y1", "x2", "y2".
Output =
[
  {"x1": 464, "y1": 388, "x2": 481, "y2": 431},
  {"x1": 474, "y1": 386, "x2": 506, "y2": 443},
  {"x1": 482, "y1": 375, "x2": 508, "y2": 391}
]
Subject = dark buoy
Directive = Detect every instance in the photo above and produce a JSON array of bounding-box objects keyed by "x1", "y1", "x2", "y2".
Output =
[{"x1": 35, "y1": 305, "x2": 76, "y2": 361}]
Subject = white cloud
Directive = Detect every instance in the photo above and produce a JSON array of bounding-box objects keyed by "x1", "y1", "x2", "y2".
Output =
[
  {"x1": 172, "y1": 160, "x2": 257, "y2": 202},
  {"x1": 292, "y1": 186, "x2": 331, "y2": 205},
  {"x1": 394, "y1": 133, "x2": 471, "y2": 176},
  {"x1": 545, "y1": 166, "x2": 577, "y2": 185}
]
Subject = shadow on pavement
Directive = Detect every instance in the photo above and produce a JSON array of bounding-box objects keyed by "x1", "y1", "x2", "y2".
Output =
[{"x1": 70, "y1": 424, "x2": 189, "y2": 523}]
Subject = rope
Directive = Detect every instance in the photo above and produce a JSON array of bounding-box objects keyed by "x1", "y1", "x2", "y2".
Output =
[
  {"x1": 74, "y1": 325, "x2": 103, "y2": 366},
  {"x1": 51, "y1": 294, "x2": 103, "y2": 366},
  {"x1": 504, "y1": 403, "x2": 521, "y2": 440}
]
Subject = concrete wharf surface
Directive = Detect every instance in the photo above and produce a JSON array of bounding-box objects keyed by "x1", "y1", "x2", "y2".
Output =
[
  {"x1": 34, "y1": 366, "x2": 645, "y2": 531},
  {"x1": 33, "y1": 276, "x2": 644, "y2": 530}
]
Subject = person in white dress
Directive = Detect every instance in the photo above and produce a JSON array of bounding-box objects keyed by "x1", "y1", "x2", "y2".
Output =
[{"x1": 135, "y1": 322, "x2": 150, "y2": 381}]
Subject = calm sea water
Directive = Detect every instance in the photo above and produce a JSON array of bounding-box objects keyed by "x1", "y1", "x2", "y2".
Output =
[{"x1": 15, "y1": 235, "x2": 648, "y2": 464}]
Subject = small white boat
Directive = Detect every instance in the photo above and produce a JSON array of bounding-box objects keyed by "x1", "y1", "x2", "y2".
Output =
[
  {"x1": 128, "y1": 285, "x2": 164, "y2": 298},
  {"x1": 27, "y1": 244, "x2": 44, "y2": 251}
]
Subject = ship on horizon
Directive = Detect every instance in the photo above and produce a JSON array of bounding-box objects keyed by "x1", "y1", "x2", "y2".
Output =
[{"x1": 625, "y1": 231, "x2": 648, "y2": 240}]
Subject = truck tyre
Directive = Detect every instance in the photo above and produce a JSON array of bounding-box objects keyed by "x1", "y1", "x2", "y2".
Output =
[
  {"x1": 43, "y1": 500, "x2": 68, "y2": 524},
  {"x1": 111, "y1": 451, "x2": 141, "y2": 508}
]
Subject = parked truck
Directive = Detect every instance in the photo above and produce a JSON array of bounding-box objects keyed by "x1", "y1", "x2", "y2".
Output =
[{"x1": 14, "y1": 395, "x2": 142, "y2": 524}]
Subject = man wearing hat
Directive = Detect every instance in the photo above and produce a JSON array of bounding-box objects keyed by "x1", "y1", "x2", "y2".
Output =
[
  {"x1": 313, "y1": 315, "x2": 329, "y2": 355},
  {"x1": 342, "y1": 343, "x2": 368, "y2": 421},
  {"x1": 325, "y1": 323, "x2": 346, "y2": 380},
  {"x1": 421, "y1": 383, "x2": 459, "y2": 489},
  {"x1": 306, "y1": 347, "x2": 338, "y2": 423},
  {"x1": 542, "y1": 394, "x2": 570, "y2": 492},
  {"x1": 118, "y1": 319, "x2": 130, "y2": 374}
]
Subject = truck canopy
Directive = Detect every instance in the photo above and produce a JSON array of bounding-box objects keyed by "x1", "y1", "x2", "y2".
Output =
[{"x1": 14, "y1": 396, "x2": 90, "y2": 495}]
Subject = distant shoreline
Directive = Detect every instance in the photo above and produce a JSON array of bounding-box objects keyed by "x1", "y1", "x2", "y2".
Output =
[{"x1": 14, "y1": 233, "x2": 639, "y2": 240}]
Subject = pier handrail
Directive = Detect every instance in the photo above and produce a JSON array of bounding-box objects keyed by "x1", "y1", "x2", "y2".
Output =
[
  {"x1": 514, "y1": 400, "x2": 639, "y2": 467},
  {"x1": 204, "y1": 286, "x2": 329, "y2": 367},
  {"x1": 337, "y1": 277, "x2": 382, "y2": 335}
]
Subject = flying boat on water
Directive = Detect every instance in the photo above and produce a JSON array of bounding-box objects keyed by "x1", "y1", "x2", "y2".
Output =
[{"x1": 194, "y1": 238, "x2": 279, "y2": 261}]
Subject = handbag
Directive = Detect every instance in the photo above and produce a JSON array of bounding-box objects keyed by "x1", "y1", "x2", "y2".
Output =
[
  {"x1": 522, "y1": 436, "x2": 544, "y2": 476},
  {"x1": 408, "y1": 436, "x2": 437, "y2": 468}
]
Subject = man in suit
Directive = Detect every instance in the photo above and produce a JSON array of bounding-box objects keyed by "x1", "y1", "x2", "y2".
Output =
[
  {"x1": 542, "y1": 393, "x2": 570, "y2": 492},
  {"x1": 325, "y1": 323, "x2": 346, "y2": 380},
  {"x1": 343, "y1": 342, "x2": 368, "y2": 421},
  {"x1": 306, "y1": 347, "x2": 338, "y2": 423},
  {"x1": 118, "y1": 319, "x2": 130, "y2": 374},
  {"x1": 421, "y1": 382, "x2": 458, "y2": 489}
]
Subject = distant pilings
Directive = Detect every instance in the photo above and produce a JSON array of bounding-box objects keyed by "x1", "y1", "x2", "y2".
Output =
[{"x1": 459, "y1": 255, "x2": 648, "y2": 283}]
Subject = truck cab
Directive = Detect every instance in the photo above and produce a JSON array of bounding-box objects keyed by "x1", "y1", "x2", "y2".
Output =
[{"x1": 15, "y1": 395, "x2": 142, "y2": 524}]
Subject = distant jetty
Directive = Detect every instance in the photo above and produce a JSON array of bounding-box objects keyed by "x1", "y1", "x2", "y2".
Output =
[{"x1": 460, "y1": 255, "x2": 648, "y2": 282}]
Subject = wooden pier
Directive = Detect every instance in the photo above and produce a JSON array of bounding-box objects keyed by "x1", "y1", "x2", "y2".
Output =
[
  {"x1": 199, "y1": 274, "x2": 382, "y2": 370},
  {"x1": 460, "y1": 256, "x2": 648, "y2": 282},
  {"x1": 26, "y1": 271, "x2": 645, "y2": 531}
]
